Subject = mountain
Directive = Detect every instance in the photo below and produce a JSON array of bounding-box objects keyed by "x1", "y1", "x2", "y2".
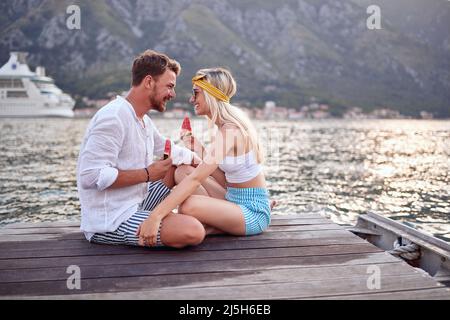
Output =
[{"x1": 1, "y1": 0, "x2": 449, "y2": 117}]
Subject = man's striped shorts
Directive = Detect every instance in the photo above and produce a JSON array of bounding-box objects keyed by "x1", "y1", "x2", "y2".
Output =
[{"x1": 90, "y1": 180, "x2": 171, "y2": 247}]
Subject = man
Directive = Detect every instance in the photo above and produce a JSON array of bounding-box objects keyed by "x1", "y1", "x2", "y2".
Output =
[{"x1": 77, "y1": 50, "x2": 205, "y2": 248}]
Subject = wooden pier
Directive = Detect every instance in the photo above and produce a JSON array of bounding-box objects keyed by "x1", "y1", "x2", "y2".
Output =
[{"x1": 1, "y1": 214, "x2": 449, "y2": 300}]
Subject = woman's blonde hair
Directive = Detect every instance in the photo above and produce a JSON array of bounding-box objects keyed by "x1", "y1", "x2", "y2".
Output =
[{"x1": 195, "y1": 67, "x2": 264, "y2": 163}]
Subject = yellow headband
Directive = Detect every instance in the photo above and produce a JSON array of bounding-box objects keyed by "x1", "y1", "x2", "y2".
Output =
[{"x1": 192, "y1": 74, "x2": 230, "y2": 103}]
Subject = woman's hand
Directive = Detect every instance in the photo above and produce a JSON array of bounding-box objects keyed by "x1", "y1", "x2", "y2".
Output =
[
  {"x1": 180, "y1": 130, "x2": 194, "y2": 149},
  {"x1": 136, "y1": 214, "x2": 162, "y2": 247},
  {"x1": 181, "y1": 131, "x2": 205, "y2": 157}
]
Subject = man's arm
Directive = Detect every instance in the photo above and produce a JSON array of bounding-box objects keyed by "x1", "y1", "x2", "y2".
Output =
[
  {"x1": 78, "y1": 114, "x2": 173, "y2": 191},
  {"x1": 110, "y1": 158, "x2": 173, "y2": 189},
  {"x1": 109, "y1": 169, "x2": 148, "y2": 189},
  {"x1": 78, "y1": 115, "x2": 124, "y2": 191}
]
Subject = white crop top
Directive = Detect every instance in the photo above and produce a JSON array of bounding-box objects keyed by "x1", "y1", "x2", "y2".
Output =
[{"x1": 218, "y1": 150, "x2": 263, "y2": 183}]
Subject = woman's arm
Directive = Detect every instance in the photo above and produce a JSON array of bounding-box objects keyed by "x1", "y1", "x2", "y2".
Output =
[
  {"x1": 210, "y1": 168, "x2": 227, "y2": 188},
  {"x1": 136, "y1": 128, "x2": 236, "y2": 246}
]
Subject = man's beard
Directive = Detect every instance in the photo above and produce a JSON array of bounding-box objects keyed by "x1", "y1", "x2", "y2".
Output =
[{"x1": 149, "y1": 95, "x2": 167, "y2": 113}]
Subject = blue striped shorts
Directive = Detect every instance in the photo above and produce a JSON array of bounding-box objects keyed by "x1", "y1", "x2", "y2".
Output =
[
  {"x1": 90, "y1": 180, "x2": 171, "y2": 247},
  {"x1": 225, "y1": 187, "x2": 271, "y2": 236}
]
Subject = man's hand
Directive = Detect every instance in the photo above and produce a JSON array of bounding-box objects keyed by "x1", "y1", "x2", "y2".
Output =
[{"x1": 147, "y1": 157, "x2": 173, "y2": 182}]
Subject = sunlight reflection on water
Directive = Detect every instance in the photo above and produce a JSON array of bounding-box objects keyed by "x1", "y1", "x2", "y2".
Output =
[{"x1": 0, "y1": 118, "x2": 449, "y2": 241}]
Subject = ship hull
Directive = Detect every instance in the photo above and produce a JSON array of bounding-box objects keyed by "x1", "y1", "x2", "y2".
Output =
[{"x1": 0, "y1": 102, "x2": 74, "y2": 118}]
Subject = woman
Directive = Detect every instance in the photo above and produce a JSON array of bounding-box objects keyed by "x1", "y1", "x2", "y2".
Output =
[{"x1": 137, "y1": 68, "x2": 271, "y2": 247}]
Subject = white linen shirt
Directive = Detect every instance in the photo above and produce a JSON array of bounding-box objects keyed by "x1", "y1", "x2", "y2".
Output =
[{"x1": 77, "y1": 96, "x2": 193, "y2": 240}]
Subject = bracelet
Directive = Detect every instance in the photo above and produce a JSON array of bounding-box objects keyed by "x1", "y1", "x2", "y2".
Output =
[{"x1": 144, "y1": 168, "x2": 150, "y2": 183}]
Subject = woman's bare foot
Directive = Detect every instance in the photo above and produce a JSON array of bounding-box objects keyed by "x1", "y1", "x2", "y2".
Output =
[
  {"x1": 204, "y1": 225, "x2": 225, "y2": 236},
  {"x1": 270, "y1": 200, "x2": 277, "y2": 211}
]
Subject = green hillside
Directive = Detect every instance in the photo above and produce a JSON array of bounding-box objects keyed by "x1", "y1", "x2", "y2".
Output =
[{"x1": 0, "y1": 0, "x2": 448, "y2": 117}]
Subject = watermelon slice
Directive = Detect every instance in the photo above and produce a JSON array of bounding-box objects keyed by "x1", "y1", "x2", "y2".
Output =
[
  {"x1": 163, "y1": 139, "x2": 171, "y2": 160},
  {"x1": 181, "y1": 116, "x2": 192, "y2": 136}
]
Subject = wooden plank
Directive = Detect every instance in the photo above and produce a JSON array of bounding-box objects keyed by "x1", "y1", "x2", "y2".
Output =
[
  {"x1": 304, "y1": 288, "x2": 450, "y2": 300},
  {"x1": 0, "y1": 238, "x2": 366, "y2": 270},
  {"x1": 11, "y1": 273, "x2": 446, "y2": 300},
  {"x1": 270, "y1": 218, "x2": 334, "y2": 226},
  {"x1": 0, "y1": 243, "x2": 382, "y2": 261},
  {"x1": 0, "y1": 245, "x2": 386, "y2": 283},
  {"x1": 0, "y1": 235, "x2": 364, "y2": 253},
  {"x1": 0, "y1": 262, "x2": 419, "y2": 297},
  {"x1": 0, "y1": 232, "x2": 367, "y2": 255},
  {"x1": 0, "y1": 218, "x2": 333, "y2": 235},
  {"x1": 133, "y1": 264, "x2": 440, "y2": 291},
  {"x1": 0, "y1": 239, "x2": 88, "y2": 251},
  {"x1": 0, "y1": 221, "x2": 80, "y2": 229},
  {"x1": 0, "y1": 233, "x2": 85, "y2": 242},
  {"x1": 0, "y1": 223, "x2": 341, "y2": 237},
  {"x1": 265, "y1": 224, "x2": 343, "y2": 232},
  {"x1": 0, "y1": 227, "x2": 82, "y2": 236},
  {"x1": 0, "y1": 250, "x2": 398, "y2": 271},
  {"x1": 0, "y1": 214, "x2": 324, "y2": 230},
  {"x1": 270, "y1": 214, "x2": 325, "y2": 220},
  {"x1": 0, "y1": 228, "x2": 355, "y2": 243},
  {"x1": 224, "y1": 229, "x2": 357, "y2": 242},
  {"x1": 0, "y1": 243, "x2": 383, "y2": 269}
]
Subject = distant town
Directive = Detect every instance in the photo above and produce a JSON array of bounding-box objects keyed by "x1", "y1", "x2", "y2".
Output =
[{"x1": 74, "y1": 92, "x2": 436, "y2": 120}]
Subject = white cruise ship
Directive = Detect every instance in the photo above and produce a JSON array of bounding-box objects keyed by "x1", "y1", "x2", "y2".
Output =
[{"x1": 0, "y1": 52, "x2": 75, "y2": 118}]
